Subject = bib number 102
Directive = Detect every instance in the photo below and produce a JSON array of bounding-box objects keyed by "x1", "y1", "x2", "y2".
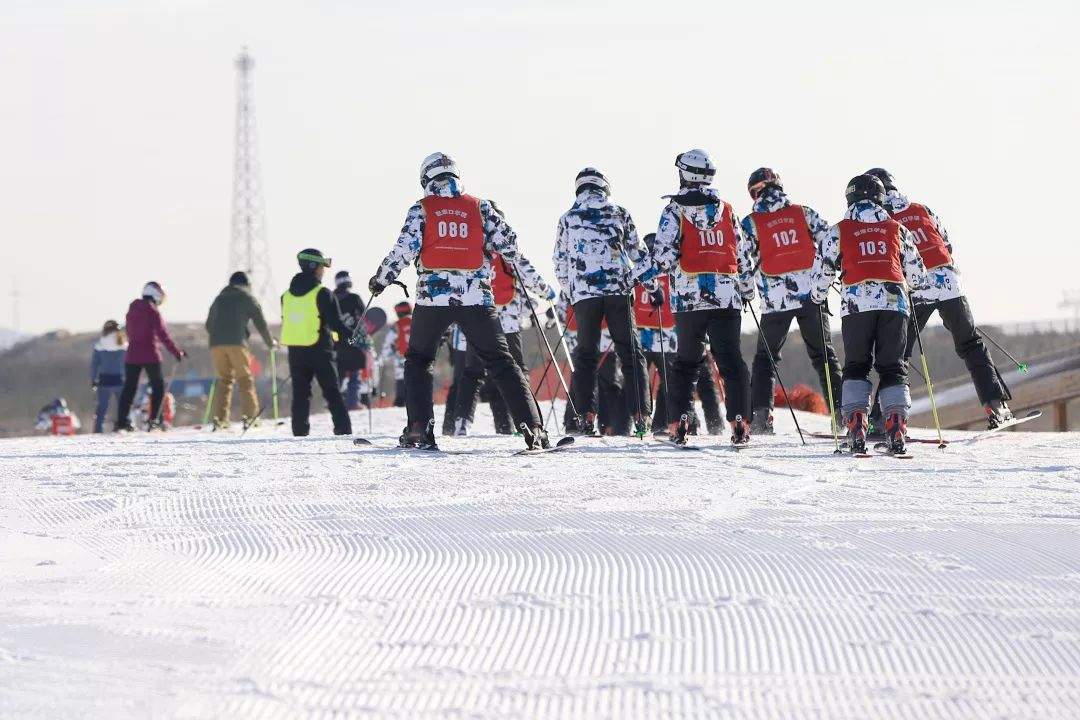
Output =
[
  {"x1": 697, "y1": 229, "x2": 725, "y2": 247},
  {"x1": 437, "y1": 221, "x2": 469, "y2": 239},
  {"x1": 772, "y1": 229, "x2": 799, "y2": 247},
  {"x1": 858, "y1": 240, "x2": 888, "y2": 256}
]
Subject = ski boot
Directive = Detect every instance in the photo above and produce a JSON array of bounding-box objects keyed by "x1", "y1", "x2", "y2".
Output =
[
  {"x1": 846, "y1": 411, "x2": 868, "y2": 454},
  {"x1": 241, "y1": 416, "x2": 258, "y2": 431},
  {"x1": 705, "y1": 415, "x2": 724, "y2": 436},
  {"x1": 454, "y1": 418, "x2": 470, "y2": 437},
  {"x1": 730, "y1": 415, "x2": 750, "y2": 446},
  {"x1": 665, "y1": 414, "x2": 691, "y2": 446},
  {"x1": 884, "y1": 412, "x2": 907, "y2": 454},
  {"x1": 146, "y1": 421, "x2": 168, "y2": 432},
  {"x1": 520, "y1": 423, "x2": 551, "y2": 450},
  {"x1": 749, "y1": 410, "x2": 775, "y2": 436},
  {"x1": 575, "y1": 412, "x2": 598, "y2": 436},
  {"x1": 984, "y1": 399, "x2": 1014, "y2": 429},
  {"x1": 399, "y1": 420, "x2": 439, "y2": 450},
  {"x1": 210, "y1": 418, "x2": 229, "y2": 432},
  {"x1": 114, "y1": 420, "x2": 135, "y2": 433}
]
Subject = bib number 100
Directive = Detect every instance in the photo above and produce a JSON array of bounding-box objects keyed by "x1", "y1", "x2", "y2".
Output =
[
  {"x1": 437, "y1": 221, "x2": 469, "y2": 239},
  {"x1": 697, "y1": 229, "x2": 725, "y2": 247}
]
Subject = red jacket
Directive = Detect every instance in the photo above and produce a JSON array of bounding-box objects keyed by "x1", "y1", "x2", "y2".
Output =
[{"x1": 125, "y1": 298, "x2": 181, "y2": 364}]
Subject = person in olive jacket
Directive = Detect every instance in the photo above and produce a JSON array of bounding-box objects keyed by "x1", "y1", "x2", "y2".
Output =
[{"x1": 205, "y1": 271, "x2": 275, "y2": 427}]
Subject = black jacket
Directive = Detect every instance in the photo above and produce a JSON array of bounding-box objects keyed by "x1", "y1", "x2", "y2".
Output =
[
  {"x1": 284, "y1": 272, "x2": 351, "y2": 353},
  {"x1": 333, "y1": 287, "x2": 368, "y2": 369}
]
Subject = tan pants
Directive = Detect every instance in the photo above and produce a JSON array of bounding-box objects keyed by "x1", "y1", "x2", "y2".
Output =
[{"x1": 211, "y1": 345, "x2": 258, "y2": 423}]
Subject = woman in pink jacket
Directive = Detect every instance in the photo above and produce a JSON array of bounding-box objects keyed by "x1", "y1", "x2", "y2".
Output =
[{"x1": 115, "y1": 282, "x2": 186, "y2": 431}]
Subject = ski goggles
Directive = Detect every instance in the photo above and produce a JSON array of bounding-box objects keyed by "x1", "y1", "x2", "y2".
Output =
[{"x1": 298, "y1": 252, "x2": 332, "y2": 267}]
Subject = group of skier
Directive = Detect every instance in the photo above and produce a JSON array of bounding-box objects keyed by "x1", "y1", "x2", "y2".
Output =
[
  {"x1": 86, "y1": 149, "x2": 1013, "y2": 456},
  {"x1": 360, "y1": 150, "x2": 1012, "y2": 455}
]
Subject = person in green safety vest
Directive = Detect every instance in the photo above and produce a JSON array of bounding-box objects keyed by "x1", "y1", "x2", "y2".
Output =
[{"x1": 281, "y1": 248, "x2": 354, "y2": 436}]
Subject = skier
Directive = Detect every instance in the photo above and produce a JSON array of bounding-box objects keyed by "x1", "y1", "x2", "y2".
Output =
[
  {"x1": 637, "y1": 233, "x2": 723, "y2": 434},
  {"x1": 115, "y1": 282, "x2": 185, "y2": 432},
  {"x1": 36, "y1": 397, "x2": 81, "y2": 435},
  {"x1": 553, "y1": 167, "x2": 653, "y2": 436},
  {"x1": 380, "y1": 301, "x2": 413, "y2": 408},
  {"x1": 452, "y1": 242, "x2": 555, "y2": 435},
  {"x1": 90, "y1": 319, "x2": 127, "y2": 433},
  {"x1": 280, "y1": 249, "x2": 353, "y2": 437},
  {"x1": 865, "y1": 167, "x2": 1013, "y2": 430},
  {"x1": 367, "y1": 152, "x2": 548, "y2": 450},
  {"x1": 742, "y1": 167, "x2": 842, "y2": 434},
  {"x1": 204, "y1": 271, "x2": 275, "y2": 428},
  {"x1": 813, "y1": 174, "x2": 930, "y2": 454},
  {"x1": 647, "y1": 149, "x2": 756, "y2": 445},
  {"x1": 332, "y1": 270, "x2": 369, "y2": 411}
]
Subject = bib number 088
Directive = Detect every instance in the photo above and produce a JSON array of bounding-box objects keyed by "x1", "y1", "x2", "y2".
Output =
[{"x1": 437, "y1": 221, "x2": 469, "y2": 239}]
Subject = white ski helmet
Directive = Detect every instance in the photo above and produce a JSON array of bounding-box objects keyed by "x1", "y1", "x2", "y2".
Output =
[
  {"x1": 142, "y1": 281, "x2": 166, "y2": 305},
  {"x1": 675, "y1": 149, "x2": 715, "y2": 185},
  {"x1": 574, "y1": 167, "x2": 610, "y2": 195},
  {"x1": 419, "y1": 152, "x2": 459, "y2": 187}
]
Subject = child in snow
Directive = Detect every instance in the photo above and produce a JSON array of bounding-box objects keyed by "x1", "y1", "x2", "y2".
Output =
[
  {"x1": 36, "y1": 397, "x2": 81, "y2": 436},
  {"x1": 90, "y1": 320, "x2": 128, "y2": 433}
]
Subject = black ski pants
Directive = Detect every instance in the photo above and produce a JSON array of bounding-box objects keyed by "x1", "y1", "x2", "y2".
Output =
[
  {"x1": 751, "y1": 303, "x2": 842, "y2": 413},
  {"x1": 405, "y1": 305, "x2": 541, "y2": 433},
  {"x1": 907, "y1": 296, "x2": 1005, "y2": 404},
  {"x1": 669, "y1": 309, "x2": 750, "y2": 422},
  {"x1": 454, "y1": 331, "x2": 536, "y2": 427},
  {"x1": 288, "y1": 346, "x2": 352, "y2": 436},
  {"x1": 569, "y1": 295, "x2": 650, "y2": 419},
  {"x1": 117, "y1": 362, "x2": 163, "y2": 429},
  {"x1": 442, "y1": 347, "x2": 467, "y2": 434},
  {"x1": 841, "y1": 311, "x2": 908, "y2": 388}
]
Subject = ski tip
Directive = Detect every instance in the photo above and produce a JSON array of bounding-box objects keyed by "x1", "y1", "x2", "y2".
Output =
[
  {"x1": 555, "y1": 436, "x2": 575, "y2": 447},
  {"x1": 352, "y1": 437, "x2": 373, "y2": 446}
]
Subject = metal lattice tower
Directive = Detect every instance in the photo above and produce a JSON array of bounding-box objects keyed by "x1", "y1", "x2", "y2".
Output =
[{"x1": 229, "y1": 47, "x2": 274, "y2": 304}]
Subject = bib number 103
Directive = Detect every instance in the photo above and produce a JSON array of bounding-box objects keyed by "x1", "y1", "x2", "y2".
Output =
[
  {"x1": 697, "y1": 229, "x2": 725, "y2": 247},
  {"x1": 858, "y1": 240, "x2": 888, "y2": 256},
  {"x1": 437, "y1": 221, "x2": 469, "y2": 239}
]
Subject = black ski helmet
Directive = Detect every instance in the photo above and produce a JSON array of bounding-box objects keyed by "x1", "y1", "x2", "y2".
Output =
[
  {"x1": 845, "y1": 174, "x2": 887, "y2": 207},
  {"x1": 297, "y1": 248, "x2": 331, "y2": 271},
  {"x1": 747, "y1": 167, "x2": 783, "y2": 199},
  {"x1": 864, "y1": 167, "x2": 897, "y2": 192},
  {"x1": 229, "y1": 271, "x2": 250, "y2": 286},
  {"x1": 334, "y1": 270, "x2": 353, "y2": 289}
]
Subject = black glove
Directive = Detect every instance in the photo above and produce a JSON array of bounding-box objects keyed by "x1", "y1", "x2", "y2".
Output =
[
  {"x1": 91, "y1": 382, "x2": 98, "y2": 391},
  {"x1": 648, "y1": 289, "x2": 665, "y2": 308},
  {"x1": 175, "y1": 349, "x2": 187, "y2": 361},
  {"x1": 368, "y1": 276, "x2": 386, "y2": 295}
]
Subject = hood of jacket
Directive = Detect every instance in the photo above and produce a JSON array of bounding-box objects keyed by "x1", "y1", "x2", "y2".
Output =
[{"x1": 288, "y1": 271, "x2": 322, "y2": 296}]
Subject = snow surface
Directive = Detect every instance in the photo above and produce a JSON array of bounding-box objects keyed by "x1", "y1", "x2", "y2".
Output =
[{"x1": 2, "y1": 405, "x2": 1079, "y2": 719}]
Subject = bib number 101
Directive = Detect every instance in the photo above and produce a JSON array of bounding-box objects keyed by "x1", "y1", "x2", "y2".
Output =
[
  {"x1": 697, "y1": 229, "x2": 725, "y2": 247},
  {"x1": 437, "y1": 221, "x2": 469, "y2": 239}
]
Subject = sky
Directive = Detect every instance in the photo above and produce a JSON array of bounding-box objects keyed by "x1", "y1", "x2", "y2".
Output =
[{"x1": 2, "y1": 0, "x2": 1079, "y2": 335}]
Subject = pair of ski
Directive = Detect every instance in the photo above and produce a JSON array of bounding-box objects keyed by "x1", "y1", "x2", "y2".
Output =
[
  {"x1": 351, "y1": 435, "x2": 577, "y2": 456},
  {"x1": 811, "y1": 409, "x2": 1042, "y2": 448}
]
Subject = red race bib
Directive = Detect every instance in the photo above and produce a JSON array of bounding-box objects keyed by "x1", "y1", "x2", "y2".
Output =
[
  {"x1": 395, "y1": 316, "x2": 412, "y2": 356},
  {"x1": 633, "y1": 275, "x2": 674, "y2": 329},
  {"x1": 838, "y1": 219, "x2": 905, "y2": 285},
  {"x1": 890, "y1": 202, "x2": 952, "y2": 270},
  {"x1": 752, "y1": 205, "x2": 816, "y2": 275},
  {"x1": 678, "y1": 203, "x2": 738, "y2": 275},
  {"x1": 419, "y1": 194, "x2": 485, "y2": 271}
]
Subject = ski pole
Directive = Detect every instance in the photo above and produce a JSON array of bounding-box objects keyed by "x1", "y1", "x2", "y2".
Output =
[
  {"x1": 155, "y1": 358, "x2": 183, "y2": 427},
  {"x1": 817, "y1": 302, "x2": 842, "y2": 454},
  {"x1": 906, "y1": 291, "x2": 946, "y2": 449},
  {"x1": 623, "y1": 290, "x2": 647, "y2": 439},
  {"x1": 655, "y1": 278, "x2": 673, "y2": 431},
  {"x1": 510, "y1": 262, "x2": 581, "y2": 423},
  {"x1": 507, "y1": 265, "x2": 562, "y2": 428},
  {"x1": 270, "y1": 346, "x2": 279, "y2": 421},
  {"x1": 202, "y1": 379, "x2": 216, "y2": 426},
  {"x1": 977, "y1": 326, "x2": 1028, "y2": 374},
  {"x1": 242, "y1": 372, "x2": 291, "y2": 435},
  {"x1": 747, "y1": 304, "x2": 806, "y2": 445}
]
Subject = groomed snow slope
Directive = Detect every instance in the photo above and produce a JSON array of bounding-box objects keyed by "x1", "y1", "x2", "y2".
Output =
[{"x1": 2, "y1": 406, "x2": 1079, "y2": 719}]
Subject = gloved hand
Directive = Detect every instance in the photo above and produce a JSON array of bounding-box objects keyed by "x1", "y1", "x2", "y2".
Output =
[
  {"x1": 91, "y1": 381, "x2": 98, "y2": 391},
  {"x1": 175, "y1": 349, "x2": 187, "y2": 361},
  {"x1": 648, "y1": 288, "x2": 665, "y2": 308},
  {"x1": 270, "y1": 338, "x2": 279, "y2": 348},
  {"x1": 368, "y1": 276, "x2": 386, "y2": 295},
  {"x1": 545, "y1": 288, "x2": 557, "y2": 301},
  {"x1": 544, "y1": 306, "x2": 557, "y2": 329}
]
